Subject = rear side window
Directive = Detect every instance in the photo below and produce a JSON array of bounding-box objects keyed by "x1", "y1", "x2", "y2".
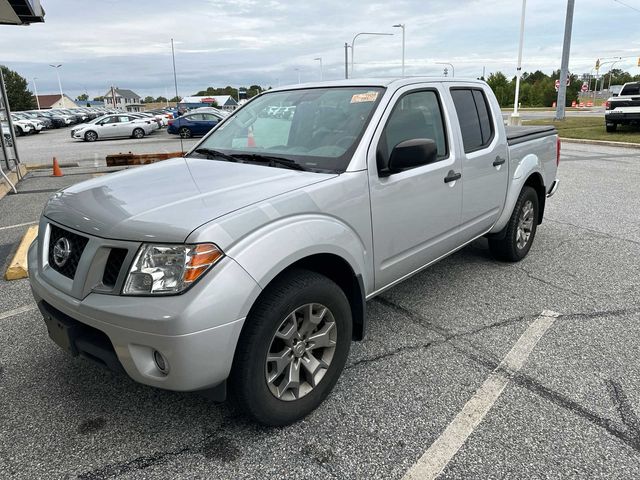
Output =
[
  {"x1": 620, "y1": 83, "x2": 640, "y2": 96},
  {"x1": 451, "y1": 88, "x2": 494, "y2": 153}
]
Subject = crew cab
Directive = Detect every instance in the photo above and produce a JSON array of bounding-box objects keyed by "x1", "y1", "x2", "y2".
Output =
[
  {"x1": 29, "y1": 78, "x2": 559, "y2": 426},
  {"x1": 605, "y1": 81, "x2": 640, "y2": 132}
]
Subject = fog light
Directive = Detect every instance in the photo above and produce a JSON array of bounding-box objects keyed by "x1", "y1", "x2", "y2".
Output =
[{"x1": 153, "y1": 350, "x2": 169, "y2": 374}]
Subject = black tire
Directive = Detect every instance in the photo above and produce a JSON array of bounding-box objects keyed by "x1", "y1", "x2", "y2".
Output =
[
  {"x1": 179, "y1": 127, "x2": 192, "y2": 139},
  {"x1": 84, "y1": 130, "x2": 98, "y2": 142},
  {"x1": 15, "y1": 127, "x2": 23, "y2": 137},
  {"x1": 132, "y1": 128, "x2": 145, "y2": 139},
  {"x1": 605, "y1": 123, "x2": 617, "y2": 133},
  {"x1": 229, "y1": 269, "x2": 352, "y2": 426},
  {"x1": 489, "y1": 186, "x2": 539, "y2": 262}
]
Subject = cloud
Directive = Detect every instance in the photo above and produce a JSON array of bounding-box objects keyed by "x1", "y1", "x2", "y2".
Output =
[{"x1": 0, "y1": 0, "x2": 638, "y2": 98}]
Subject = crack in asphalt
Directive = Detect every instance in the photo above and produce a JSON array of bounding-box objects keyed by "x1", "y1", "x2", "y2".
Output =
[
  {"x1": 75, "y1": 415, "x2": 242, "y2": 479},
  {"x1": 607, "y1": 380, "x2": 640, "y2": 451},
  {"x1": 356, "y1": 298, "x2": 640, "y2": 455},
  {"x1": 546, "y1": 218, "x2": 640, "y2": 247},
  {"x1": 513, "y1": 265, "x2": 597, "y2": 305}
]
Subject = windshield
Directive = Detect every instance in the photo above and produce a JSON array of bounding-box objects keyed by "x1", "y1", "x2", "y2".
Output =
[{"x1": 190, "y1": 86, "x2": 385, "y2": 172}]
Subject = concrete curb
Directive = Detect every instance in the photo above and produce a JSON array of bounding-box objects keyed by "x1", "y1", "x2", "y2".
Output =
[
  {"x1": 5, "y1": 225, "x2": 38, "y2": 280},
  {"x1": 0, "y1": 164, "x2": 28, "y2": 201},
  {"x1": 559, "y1": 137, "x2": 640, "y2": 149}
]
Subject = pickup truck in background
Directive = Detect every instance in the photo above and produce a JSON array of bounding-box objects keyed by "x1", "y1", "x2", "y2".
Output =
[
  {"x1": 29, "y1": 78, "x2": 559, "y2": 426},
  {"x1": 605, "y1": 81, "x2": 640, "y2": 132}
]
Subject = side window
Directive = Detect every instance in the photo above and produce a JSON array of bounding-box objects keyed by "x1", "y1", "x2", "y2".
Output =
[
  {"x1": 450, "y1": 88, "x2": 494, "y2": 153},
  {"x1": 380, "y1": 90, "x2": 448, "y2": 167},
  {"x1": 202, "y1": 114, "x2": 218, "y2": 121}
]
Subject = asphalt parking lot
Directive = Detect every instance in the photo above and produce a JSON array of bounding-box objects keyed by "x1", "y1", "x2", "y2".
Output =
[
  {"x1": 0, "y1": 142, "x2": 639, "y2": 479},
  {"x1": 14, "y1": 127, "x2": 198, "y2": 166}
]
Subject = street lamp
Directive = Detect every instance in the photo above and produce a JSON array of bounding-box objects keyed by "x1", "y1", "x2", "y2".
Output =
[
  {"x1": 49, "y1": 64, "x2": 64, "y2": 106},
  {"x1": 351, "y1": 32, "x2": 393, "y2": 77},
  {"x1": 512, "y1": 0, "x2": 527, "y2": 124},
  {"x1": 392, "y1": 24, "x2": 405, "y2": 77},
  {"x1": 436, "y1": 62, "x2": 455, "y2": 78},
  {"x1": 32, "y1": 77, "x2": 41, "y2": 110},
  {"x1": 314, "y1": 57, "x2": 323, "y2": 81}
]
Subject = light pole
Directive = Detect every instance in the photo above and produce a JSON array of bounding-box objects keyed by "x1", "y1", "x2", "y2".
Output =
[
  {"x1": 32, "y1": 77, "x2": 41, "y2": 110},
  {"x1": 606, "y1": 57, "x2": 622, "y2": 92},
  {"x1": 49, "y1": 64, "x2": 64, "y2": 106},
  {"x1": 392, "y1": 24, "x2": 405, "y2": 77},
  {"x1": 512, "y1": 0, "x2": 527, "y2": 125},
  {"x1": 314, "y1": 57, "x2": 323, "y2": 81},
  {"x1": 351, "y1": 32, "x2": 393, "y2": 77},
  {"x1": 436, "y1": 62, "x2": 455, "y2": 78},
  {"x1": 294, "y1": 68, "x2": 301, "y2": 84},
  {"x1": 555, "y1": 0, "x2": 575, "y2": 120}
]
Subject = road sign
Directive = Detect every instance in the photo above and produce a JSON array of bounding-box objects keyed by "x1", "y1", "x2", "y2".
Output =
[
  {"x1": 581, "y1": 82, "x2": 588, "y2": 92},
  {"x1": 595, "y1": 58, "x2": 600, "y2": 70},
  {"x1": 555, "y1": 79, "x2": 560, "y2": 91}
]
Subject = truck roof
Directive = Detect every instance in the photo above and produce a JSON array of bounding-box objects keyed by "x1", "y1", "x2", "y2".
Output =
[{"x1": 268, "y1": 77, "x2": 487, "y2": 92}]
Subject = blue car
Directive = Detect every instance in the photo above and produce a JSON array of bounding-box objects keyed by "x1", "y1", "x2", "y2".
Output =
[{"x1": 167, "y1": 112, "x2": 220, "y2": 138}]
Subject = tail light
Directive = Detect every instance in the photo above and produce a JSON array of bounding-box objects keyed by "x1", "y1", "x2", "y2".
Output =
[
  {"x1": 556, "y1": 138, "x2": 561, "y2": 167},
  {"x1": 604, "y1": 101, "x2": 611, "y2": 110},
  {"x1": 168, "y1": 119, "x2": 174, "y2": 126}
]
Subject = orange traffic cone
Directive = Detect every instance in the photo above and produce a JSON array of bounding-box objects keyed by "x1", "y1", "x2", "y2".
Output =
[
  {"x1": 52, "y1": 157, "x2": 63, "y2": 177},
  {"x1": 247, "y1": 126, "x2": 257, "y2": 148}
]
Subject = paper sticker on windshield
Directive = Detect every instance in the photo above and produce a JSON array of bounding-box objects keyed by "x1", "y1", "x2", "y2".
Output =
[{"x1": 351, "y1": 91, "x2": 379, "y2": 103}]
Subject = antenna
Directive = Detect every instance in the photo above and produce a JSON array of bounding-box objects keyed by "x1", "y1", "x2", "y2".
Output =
[{"x1": 171, "y1": 38, "x2": 184, "y2": 155}]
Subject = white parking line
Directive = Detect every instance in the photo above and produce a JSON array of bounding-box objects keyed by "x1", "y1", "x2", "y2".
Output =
[
  {"x1": 402, "y1": 310, "x2": 560, "y2": 480},
  {"x1": 0, "y1": 221, "x2": 37, "y2": 231},
  {"x1": 0, "y1": 304, "x2": 37, "y2": 321}
]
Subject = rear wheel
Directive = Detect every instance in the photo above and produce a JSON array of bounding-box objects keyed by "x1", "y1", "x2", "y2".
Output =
[
  {"x1": 489, "y1": 186, "x2": 539, "y2": 262},
  {"x1": 230, "y1": 269, "x2": 352, "y2": 426},
  {"x1": 84, "y1": 130, "x2": 98, "y2": 142},
  {"x1": 605, "y1": 122, "x2": 617, "y2": 133},
  {"x1": 132, "y1": 128, "x2": 145, "y2": 139},
  {"x1": 179, "y1": 127, "x2": 192, "y2": 138}
]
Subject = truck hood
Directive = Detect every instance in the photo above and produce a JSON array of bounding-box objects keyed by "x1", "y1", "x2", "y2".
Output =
[{"x1": 44, "y1": 157, "x2": 337, "y2": 242}]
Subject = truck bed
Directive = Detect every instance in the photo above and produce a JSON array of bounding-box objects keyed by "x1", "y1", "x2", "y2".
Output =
[{"x1": 505, "y1": 125, "x2": 557, "y2": 146}]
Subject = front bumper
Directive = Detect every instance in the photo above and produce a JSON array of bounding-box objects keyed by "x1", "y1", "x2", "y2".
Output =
[{"x1": 28, "y1": 239, "x2": 261, "y2": 392}]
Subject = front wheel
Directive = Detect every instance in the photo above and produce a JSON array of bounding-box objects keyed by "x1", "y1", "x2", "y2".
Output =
[
  {"x1": 84, "y1": 131, "x2": 98, "y2": 142},
  {"x1": 229, "y1": 269, "x2": 352, "y2": 426},
  {"x1": 489, "y1": 186, "x2": 539, "y2": 262}
]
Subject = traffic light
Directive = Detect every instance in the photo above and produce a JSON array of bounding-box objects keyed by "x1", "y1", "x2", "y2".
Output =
[{"x1": 595, "y1": 58, "x2": 600, "y2": 70}]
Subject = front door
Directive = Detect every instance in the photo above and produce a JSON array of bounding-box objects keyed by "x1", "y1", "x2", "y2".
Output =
[{"x1": 368, "y1": 86, "x2": 463, "y2": 290}]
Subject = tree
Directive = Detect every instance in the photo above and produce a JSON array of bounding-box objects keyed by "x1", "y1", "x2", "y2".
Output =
[
  {"x1": 155, "y1": 96, "x2": 167, "y2": 103},
  {"x1": 0, "y1": 65, "x2": 35, "y2": 111},
  {"x1": 76, "y1": 93, "x2": 89, "y2": 102},
  {"x1": 143, "y1": 96, "x2": 155, "y2": 103},
  {"x1": 169, "y1": 96, "x2": 180, "y2": 102}
]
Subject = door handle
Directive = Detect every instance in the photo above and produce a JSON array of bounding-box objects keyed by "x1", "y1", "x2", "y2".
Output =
[
  {"x1": 444, "y1": 171, "x2": 462, "y2": 183},
  {"x1": 493, "y1": 156, "x2": 506, "y2": 167}
]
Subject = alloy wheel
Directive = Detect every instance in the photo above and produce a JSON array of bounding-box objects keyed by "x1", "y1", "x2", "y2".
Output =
[
  {"x1": 516, "y1": 200, "x2": 534, "y2": 249},
  {"x1": 265, "y1": 303, "x2": 337, "y2": 401}
]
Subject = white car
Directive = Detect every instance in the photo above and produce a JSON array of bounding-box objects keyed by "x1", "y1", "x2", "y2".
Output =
[
  {"x1": 10, "y1": 119, "x2": 34, "y2": 136},
  {"x1": 71, "y1": 114, "x2": 155, "y2": 142}
]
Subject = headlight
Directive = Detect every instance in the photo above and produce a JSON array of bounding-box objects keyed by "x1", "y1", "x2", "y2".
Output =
[{"x1": 123, "y1": 243, "x2": 223, "y2": 295}]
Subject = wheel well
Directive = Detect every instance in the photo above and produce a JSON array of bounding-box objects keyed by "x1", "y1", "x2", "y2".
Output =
[
  {"x1": 524, "y1": 173, "x2": 546, "y2": 224},
  {"x1": 266, "y1": 254, "x2": 366, "y2": 341}
]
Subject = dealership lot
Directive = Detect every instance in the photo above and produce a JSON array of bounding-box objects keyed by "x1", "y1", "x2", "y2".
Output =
[
  {"x1": 13, "y1": 126, "x2": 197, "y2": 167},
  {"x1": 0, "y1": 143, "x2": 639, "y2": 479}
]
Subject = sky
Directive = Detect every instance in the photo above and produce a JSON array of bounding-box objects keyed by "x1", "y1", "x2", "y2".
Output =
[{"x1": 1, "y1": 0, "x2": 639, "y2": 99}]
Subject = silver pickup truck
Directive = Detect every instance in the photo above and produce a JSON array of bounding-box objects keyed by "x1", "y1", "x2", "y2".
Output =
[{"x1": 29, "y1": 78, "x2": 559, "y2": 425}]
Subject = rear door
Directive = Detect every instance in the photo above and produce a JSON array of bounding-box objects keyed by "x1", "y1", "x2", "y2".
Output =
[
  {"x1": 368, "y1": 85, "x2": 463, "y2": 290},
  {"x1": 449, "y1": 86, "x2": 508, "y2": 239}
]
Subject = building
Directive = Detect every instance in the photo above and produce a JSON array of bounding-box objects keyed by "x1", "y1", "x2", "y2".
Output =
[
  {"x1": 34, "y1": 94, "x2": 78, "y2": 109},
  {"x1": 103, "y1": 88, "x2": 143, "y2": 112},
  {"x1": 179, "y1": 95, "x2": 239, "y2": 112},
  {"x1": 0, "y1": 0, "x2": 45, "y2": 25}
]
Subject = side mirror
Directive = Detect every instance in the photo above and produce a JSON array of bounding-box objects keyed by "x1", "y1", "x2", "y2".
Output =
[{"x1": 387, "y1": 139, "x2": 438, "y2": 174}]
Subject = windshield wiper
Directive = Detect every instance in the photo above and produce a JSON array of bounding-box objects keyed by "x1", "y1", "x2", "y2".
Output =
[
  {"x1": 194, "y1": 148, "x2": 238, "y2": 163},
  {"x1": 232, "y1": 153, "x2": 307, "y2": 171}
]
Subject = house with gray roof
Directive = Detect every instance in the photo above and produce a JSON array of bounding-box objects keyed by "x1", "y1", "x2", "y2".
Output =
[{"x1": 103, "y1": 87, "x2": 143, "y2": 112}]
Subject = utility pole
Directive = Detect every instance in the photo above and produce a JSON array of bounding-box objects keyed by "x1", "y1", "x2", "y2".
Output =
[
  {"x1": 33, "y1": 78, "x2": 41, "y2": 110},
  {"x1": 555, "y1": 0, "x2": 575, "y2": 120},
  {"x1": 511, "y1": 0, "x2": 527, "y2": 125}
]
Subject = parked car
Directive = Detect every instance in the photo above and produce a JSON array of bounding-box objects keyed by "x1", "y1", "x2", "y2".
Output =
[
  {"x1": 14, "y1": 111, "x2": 53, "y2": 129},
  {"x1": 9, "y1": 117, "x2": 35, "y2": 136},
  {"x1": 32, "y1": 111, "x2": 69, "y2": 128},
  {"x1": 167, "y1": 112, "x2": 220, "y2": 138},
  {"x1": 605, "y1": 81, "x2": 640, "y2": 132},
  {"x1": 70, "y1": 114, "x2": 155, "y2": 141},
  {"x1": 29, "y1": 78, "x2": 559, "y2": 426}
]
